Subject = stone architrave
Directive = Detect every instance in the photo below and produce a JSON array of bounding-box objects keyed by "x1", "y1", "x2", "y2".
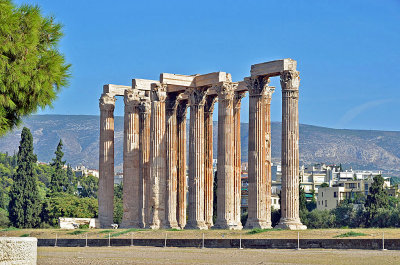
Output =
[
  {"x1": 214, "y1": 82, "x2": 237, "y2": 230},
  {"x1": 165, "y1": 93, "x2": 181, "y2": 229},
  {"x1": 263, "y1": 87, "x2": 274, "y2": 227},
  {"x1": 149, "y1": 83, "x2": 167, "y2": 229},
  {"x1": 98, "y1": 93, "x2": 116, "y2": 228},
  {"x1": 121, "y1": 89, "x2": 141, "y2": 228},
  {"x1": 139, "y1": 98, "x2": 151, "y2": 228},
  {"x1": 186, "y1": 88, "x2": 208, "y2": 230},
  {"x1": 233, "y1": 91, "x2": 246, "y2": 229},
  {"x1": 204, "y1": 95, "x2": 217, "y2": 228},
  {"x1": 275, "y1": 71, "x2": 307, "y2": 230},
  {"x1": 177, "y1": 99, "x2": 188, "y2": 229},
  {"x1": 244, "y1": 77, "x2": 271, "y2": 229}
]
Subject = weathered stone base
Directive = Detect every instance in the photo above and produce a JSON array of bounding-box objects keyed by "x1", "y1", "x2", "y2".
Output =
[
  {"x1": 275, "y1": 219, "x2": 307, "y2": 230},
  {"x1": 244, "y1": 219, "x2": 272, "y2": 229},
  {"x1": 163, "y1": 221, "x2": 180, "y2": 229},
  {"x1": 213, "y1": 222, "x2": 238, "y2": 230},
  {"x1": 185, "y1": 221, "x2": 208, "y2": 230}
]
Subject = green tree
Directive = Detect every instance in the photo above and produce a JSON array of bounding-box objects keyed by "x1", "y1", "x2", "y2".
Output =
[
  {"x1": 8, "y1": 127, "x2": 41, "y2": 228},
  {"x1": 79, "y1": 175, "x2": 98, "y2": 198},
  {"x1": 320, "y1": 183, "x2": 329, "y2": 188},
  {"x1": 113, "y1": 184, "x2": 123, "y2": 224},
  {"x1": 364, "y1": 175, "x2": 389, "y2": 226},
  {"x1": 0, "y1": 0, "x2": 70, "y2": 136},
  {"x1": 41, "y1": 193, "x2": 98, "y2": 226},
  {"x1": 65, "y1": 164, "x2": 76, "y2": 194},
  {"x1": 49, "y1": 140, "x2": 67, "y2": 193}
]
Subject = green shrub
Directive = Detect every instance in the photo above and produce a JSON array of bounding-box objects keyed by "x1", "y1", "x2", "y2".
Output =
[
  {"x1": 67, "y1": 230, "x2": 87, "y2": 235},
  {"x1": 20, "y1": 233, "x2": 30, "y2": 237},
  {"x1": 79, "y1": 223, "x2": 89, "y2": 229}
]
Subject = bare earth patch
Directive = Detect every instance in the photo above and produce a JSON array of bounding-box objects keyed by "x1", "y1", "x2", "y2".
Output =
[{"x1": 37, "y1": 246, "x2": 400, "y2": 265}]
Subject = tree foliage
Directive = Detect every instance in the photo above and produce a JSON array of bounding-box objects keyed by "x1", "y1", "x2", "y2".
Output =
[
  {"x1": 364, "y1": 175, "x2": 389, "y2": 226},
  {"x1": 8, "y1": 127, "x2": 41, "y2": 228},
  {"x1": 0, "y1": 0, "x2": 70, "y2": 135},
  {"x1": 79, "y1": 175, "x2": 98, "y2": 198},
  {"x1": 49, "y1": 139, "x2": 67, "y2": 193},
  {"x1": 41, "y1": 192, "x2": 97, "y2": 227}
]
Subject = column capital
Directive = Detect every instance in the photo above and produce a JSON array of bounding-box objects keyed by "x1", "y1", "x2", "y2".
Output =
[
  {"x1": 99, "y1": 94, "x2": 116, "y2": 111},
  {"x1": 263, "y1": 87, "x2": 275, "y2": 104},
  {"x1": 177, "y1": 100, "x2": 188, "y2": 123},
  {"x1": 233, "y1": 91, "x2": 246, "y2": 109},
  {"x1": 151, "y1": 83, "x2": 167, "y2": 102},
  {"x1": 204, "y1": 95, "x2": 217, "y2": 113},
  {"x1": 124, "y1": 89, "x2": 141, "y2": 113},
  {"x1": 214, "y1": 81, "x2": 236, "y2": 101},
  {"x1": 245, "y1": 76, "x2": 270, "y2": 96},
  {"x1": 280, "y1": 70, "x2": 300, "y2": 91},
  {"x1": 188, "y1": 87, "x2": 208, "y2": 106}
]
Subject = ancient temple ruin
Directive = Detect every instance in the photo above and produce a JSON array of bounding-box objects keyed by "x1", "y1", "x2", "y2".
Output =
[{"x1": 98, "y1": 59, "x2": 306, "y2": 230}]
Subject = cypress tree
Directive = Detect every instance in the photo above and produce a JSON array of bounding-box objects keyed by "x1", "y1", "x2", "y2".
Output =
[
  {"x1": 49, "y1": 139, "x2": 67, "y2": 193},
  {"x1": 364, "y1": 175, "x2": 389, "y2": 226},
  {"x1": 8, "y1": 127, "x2": 41, "y2": 228},
  {"x1": 65, "y1": 164, "x2": 75, "y2": 194}
]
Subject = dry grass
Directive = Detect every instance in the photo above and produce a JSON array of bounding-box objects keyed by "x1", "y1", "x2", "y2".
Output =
[
  {"x1": 37, "y1": 246, "x2": 400, "y2": 264},
  {"x1": 0, "y1": 228, "x2": 399, "y2": 239}
]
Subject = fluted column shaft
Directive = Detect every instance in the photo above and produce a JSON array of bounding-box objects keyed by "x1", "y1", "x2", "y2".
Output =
[
  {"x1": 98, "y1": 94, "x2": 116, "y2": 228},
  {"x1": 139, "y1": 99, "x2": 151, "y2": 228},
  {"x1": 121, "y1": 90, "x2": 141, "y2": 228},
  {"x1": 276, "y1": 70, "x2": 306, "y2": 230},
  {"x1": 177, "y1": 100, "x2": 188, "y2": 228},
  {"x1": 245, "y1": 77, "x2": 270, "y2": 229},
  {"x1": 214, "y1": 82, "x2": 236, "y2": 229},
  {"x1": 186, "y1": 88, "x2": 208, "y2": 229},
  {"x1": 263, "y1": 90, "x2": 273, "y2": 227},
  {"x1": 149, "y1": 84, "x2": 167, "y2": 229},
  {"x1": 233, "y1": 92, "x2": 246, "y2": 229},
  {"x1": 204, "y1": 95, "x2": 217, "y2": 228},
  {"x1": 165, "y1": 94, "x2": 180, "y2": 229}
]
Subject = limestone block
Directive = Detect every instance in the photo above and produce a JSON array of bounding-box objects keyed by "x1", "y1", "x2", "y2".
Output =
[
  {"x1": 0, "y1": 237, "x2": 37, "y2": 265},
  {"x1": 195, "y1": 72, "x2": 231, "y2": 87},
  {"x1": 160, "y1": 73, "x2": 196, "y2": 87},
  {"x1": 103, "y1": 84, "x2": 131, "y2": 96},
  {"x1": 59, "y1": 217, "x2": 99, "y2": 229},
  {"x1": 132, "y1": 79, "x2": 159, "y2": 91},
  {"x1": 250, "y1": 59, "x2": 297, "y2": 77}
]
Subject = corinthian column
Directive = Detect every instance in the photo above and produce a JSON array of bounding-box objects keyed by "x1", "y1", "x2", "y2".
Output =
[
  {"x1": 233, "y1": 91, "x2": 246, "y2": 229},
  {"x1": 149, "y1": 83, "x2": 167, "y2": 229},
  {"x1": 244, "y1": 77, "x2": 271, "y2": 229},
  {"x1": 214, "y1": 82, "x2": 237, "y2": 230},
  {"x1": 165, "y1": 93, "x2": 180, "y2": 229},
  {"x1": 98, "y1": 93, "x2": 116, "y2": 228},
  {"x1": 204, "y1": 95, "x2": 217, "y2": 228},
  {"x1": 276, "y1": 70, "x2": 307, "y2": 230},
  {"x1": 263, "y1": 88, "x2": 274, "y2": 228},
  {"x1": 139, "y1": 98, "x2": 151, "y2": 228},
  {"x1": 121, "y1": 89, "x2": 141, "y2": 228},
  {"x1": 186, "y1": 88, "x2": 208, "y2": 230},
  {"x1": 177, "y1": 100, "x2": 188, "y2": 229}
]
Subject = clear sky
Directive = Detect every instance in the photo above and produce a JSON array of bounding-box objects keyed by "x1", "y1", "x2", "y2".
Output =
[{"x1": 14, "y1": 0, "x2": 400, "y2": 131}]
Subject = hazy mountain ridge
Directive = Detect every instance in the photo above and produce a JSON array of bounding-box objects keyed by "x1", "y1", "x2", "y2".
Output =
[{"x1": 1, "y1": 115, "x2": 400, "y2": 176}]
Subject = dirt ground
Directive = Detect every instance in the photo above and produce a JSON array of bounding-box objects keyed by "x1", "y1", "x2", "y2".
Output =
[
  {"x1": 37, "y1": 246, "x2": 400, "y2": 264},
  {"x1": 1, "y1": 228, "x2": 399, "y2": 240}
]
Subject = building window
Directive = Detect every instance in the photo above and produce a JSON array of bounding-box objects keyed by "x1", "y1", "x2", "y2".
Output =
[
  {"x1": 325, "y1": 200, "x2": 327, "y2": 207},
  {"x1": 321, "y1": 201, "x2": 323, "y2": 206},
  {"x1": 322, "y1": 192, "x2": 323, "y2": 197},
  {"x1": 334, "y1": 192, "x2": 337, "y2": 198},
  {"x1": 318, "y1": 201, "x2": 320, "y2": 205}
]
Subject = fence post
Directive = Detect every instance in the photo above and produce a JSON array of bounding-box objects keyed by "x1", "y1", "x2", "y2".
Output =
[
  {"x1": 296, "y1": 232, "x2": 301, "y2": 250},
  {"x1": 54, "y1": 233, "x2": 58, "y2": 247}
]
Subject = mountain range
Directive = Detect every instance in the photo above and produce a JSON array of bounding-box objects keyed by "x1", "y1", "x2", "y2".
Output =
[{"x1": 0, "y1": 115, "x2": 399, "y2": 176}]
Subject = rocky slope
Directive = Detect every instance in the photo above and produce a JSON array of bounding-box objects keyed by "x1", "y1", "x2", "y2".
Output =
[{"x1": 0, "y1": 115, "x2": 399, "y2": 176}]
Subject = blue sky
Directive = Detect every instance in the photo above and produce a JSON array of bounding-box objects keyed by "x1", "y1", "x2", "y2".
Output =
[{"x1": 15, "y1": 0, "x2": 400, "y2": 131}]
